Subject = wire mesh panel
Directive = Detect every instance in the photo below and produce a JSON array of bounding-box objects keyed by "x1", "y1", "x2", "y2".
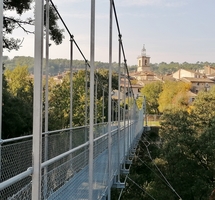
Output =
[
  {"x1": 0, "y1": 112, "x2": 144, "y2": 200},
  {"x1": 1, "y1": 139, "x2": 32, "y2": 181},
  {"x1": 42, "y1": 146, "x2": 89, "y2": 200},
  {"x1": 6, "y1": 181, "x2": 32, "y2": 200},
  {"x1": 0, "y1": 139, "x2": 32, "y2": 200}
]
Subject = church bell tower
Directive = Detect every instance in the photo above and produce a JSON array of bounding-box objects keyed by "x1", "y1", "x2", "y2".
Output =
[{"x1": 137, "y1": 45, "x2": 150, "y2": 72}]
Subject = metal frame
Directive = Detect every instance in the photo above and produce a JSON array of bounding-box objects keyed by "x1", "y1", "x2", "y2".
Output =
[
  {"x1": 32, "y1": 0, "x2": 44, "y2": 198},
  {"x1": 89, "y1": 0, "x2": 96, "y2": 199},
  {"x1": 108, "y1": 0, "x2": 113, "y2": 199},
  {"x1": 0, "y1": 0, "x2": 3, "y2": 184},
  {"x1": 0, "y1": 0, "x2": 146, "y2": 199}
]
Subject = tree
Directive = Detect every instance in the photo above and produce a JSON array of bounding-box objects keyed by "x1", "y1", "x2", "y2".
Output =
[
  {"x1": 191, "y1": 86, "x2": 215, "y2": 130},
  {"x1": 158, "y1": 81, "x2": 191, "y2": 112},
  {"x1": 3, "y1": 0, "x2": 64, "y2": 51},
  {"x1": 2, "y1": 66, "x2": 33, "y2": 138},
  {"x1": 140, "y1": 81, "x2": 163, "y2": 114},
  {"x1": 4, "y1": 65, "x2": 31, "y2": 95},
  {"x1": 48, "y1": 70, "x2": 110, "y2": 130},
  {"x1": 112, "y1": 87, "x2": 215, "y2": 200},
  {"x1": 156, "y1": 108, "x2": 214, "y2": 199}
]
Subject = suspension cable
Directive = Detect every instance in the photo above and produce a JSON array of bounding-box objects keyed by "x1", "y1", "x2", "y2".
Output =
[
  {"x1": 138, "y1": 156, "x2": 174, "y2": 188},
  {"x1": 50, "y1": 0, "x2": 89, "y2": 66},
  {"x1": 50, "y1": 0, "x2": 115, "y2": 96},
  {"x1": 142, "y1": 141, "x2": 183, "y2": 200},
  {"x1": 112, "y1": 1, "x2": 135, "y2": 100},
  {"x1": 50, "y1": 0, "x2": 135, "y2": 112},
  {"x1": 127, "y1": 176, "x2": 157, "y2": 200}
]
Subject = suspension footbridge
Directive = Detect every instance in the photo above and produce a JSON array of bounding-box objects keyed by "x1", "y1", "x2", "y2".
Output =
[{"x1": 0, "y1": 0, "x2": 147, "y2": 199}]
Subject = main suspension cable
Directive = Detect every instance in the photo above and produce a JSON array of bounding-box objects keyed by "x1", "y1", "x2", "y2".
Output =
[
  {"x1": 50, "y1": 0, "x2": 89, "y2": 66},
  {"x1": 112, "y1": 0, "x2": 135, "y2": 100}
]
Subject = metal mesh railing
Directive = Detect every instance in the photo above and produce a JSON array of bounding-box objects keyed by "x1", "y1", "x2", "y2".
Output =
[{"x1": 0, "y1": 112, "x2": 144, "y2": 200}]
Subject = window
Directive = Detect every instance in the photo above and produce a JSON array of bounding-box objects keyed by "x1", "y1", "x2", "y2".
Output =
[{"x1": 197, "y1": 82, "x2": 199, "y2": 86}]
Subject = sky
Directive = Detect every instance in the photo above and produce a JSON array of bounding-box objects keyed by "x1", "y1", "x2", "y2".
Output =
[{"x1": 4, "y1": 0, "x2": 215, "y2": 66}]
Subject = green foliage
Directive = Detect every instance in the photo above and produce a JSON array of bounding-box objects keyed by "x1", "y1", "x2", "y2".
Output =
[
  {"x1": 191, "y1": 86, "x2": 215, "y2": 130},
  {"x1": 48, "y1": 69, "x2": 119, "y2": 130},
  {"x1": 158, "y1": 81, "x2": 191, "y2": 112},
  {"x1": 3, "y1": 56, "x2": 123, "y2": 76},
  {"x1": 3, "y1": 0, "x2": 64, "y2": 51},
  {"x1": 140, "y1": 81, "x2": 163, "y2": 114},
  {"x1": 2, "y1": 65, "x2": 33, "y2": 138},
  {"x1": 158, "y1": 108, "x2": 215, "y2": 199},
  {"x1": 150, "y1": 61, "x2": 215, "y2": 75},
  {"x1": 44, "y1": 3, "x2": 65, "y2": 45},
  {"x1": 114, "y1": 91, "x2": 215, "y2": 199},
  {"x1": 4, "y1": 65, "x2": 31, "y2": 95}
]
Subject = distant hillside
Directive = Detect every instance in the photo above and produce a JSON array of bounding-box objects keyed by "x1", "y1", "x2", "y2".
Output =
[
  {"x1": 2, "y1": 56, "x2": 125, "y2": 76},
  {"x1": 3, "y1": 56, "x2": 215, "y2": 76},
  {"x1": 150, "y1": 61, "x2": 215, "y2": 75}
]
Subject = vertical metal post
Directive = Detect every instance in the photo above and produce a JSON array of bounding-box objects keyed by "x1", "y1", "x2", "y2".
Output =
[
  {"x1": 127, "y1": 78, "x2": 130, "y2": 152},
  {"x1": 102, "y1": 88, "x2": 105, "y2": 134},
  {"x1": 44, "y1": 0, "x2": 49, "y2": 198},
  {"x1": 0, "y1": 0, "x2": 3, "y2": 183},
  {"x1": 117, "y1": 37, "x2": 121, "y2": 182},
  {"x1": 85, "y1": 62, "x2": 88, "y2": 127},
  {"x1": 111, "y1": 100, "x2": 114, "y2": 122},
  {"x1": 70, "y1": 36, "x2": 74, "y2": 149},
  {"x1": 85, "y1": 62, "x2": 88, "y2": 165},
  {"x1": 144, "y1": 95, "x2": 147, "y2": 127},
  {"x1": 108, "y1": 0, "x2": 113, "y2": 199},
  {"x1": 128, "y1": 87, "x2": 131, "y2": 148},
  {"x1": 32, "y1": 0, "x2": 44, "y2": 199},
  {"x1": 45, "y1": 0, "x2": 49, "y2": 141},
  {"x1": 102, "y1": 89, "x2": 104, "y2": 123},
  {"x1": 95, "y1": 78, "x2": 97, "y2": 124},
  {"x1": 89, "y1": 0, "x2": 95, "y2": 199},
  {"x1": 123, "y1": 66, "x2": 126, "y2": 167},
  {"x1": 132, "y1": 98, "x2": 135, "y2": 142}
]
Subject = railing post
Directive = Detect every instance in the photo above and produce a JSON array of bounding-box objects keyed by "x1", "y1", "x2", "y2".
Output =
[
  {"x1": 112, "y1": 99, "x2": 114, "y2": 122},
  {"x1": 0, "y1": 0, "x2": 3, "y2": 183},
  {"x1": 44, "y1": 0, "x2": 50, "y2": 198},
  {"x1": 108, "y1": 0, "x2": 113, "y2": 199},
  {"x1": 123, "y1": 66, "x2": 126, "y2": 166},
  {"x1": 117, "y1": 36, "x2": 121, "y2": 182},
  {"x1": 89, "y1": 0, "x2": 95, "y2": 199},
  {"x1": 70, "y1": 36, "x2": 74, "y2": 150},
  {"x1": 144, "y1": 96, "x2": 147, "y2": 127},
  {"x1": 32, "y1": 0, "x2": 44, "y2": 199},
  {"x1": 102, "y1": 88, "x2": 105, "y2": 134},
  {"x1": 85, "y1": 62, "x2": 88, "y2": 165},
  {"x1": 102, "y1": 88, "x2": 104, "y2": 123},
  {"x1": 95, "y1": 78, "x2": 98, "y2": 124}
]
